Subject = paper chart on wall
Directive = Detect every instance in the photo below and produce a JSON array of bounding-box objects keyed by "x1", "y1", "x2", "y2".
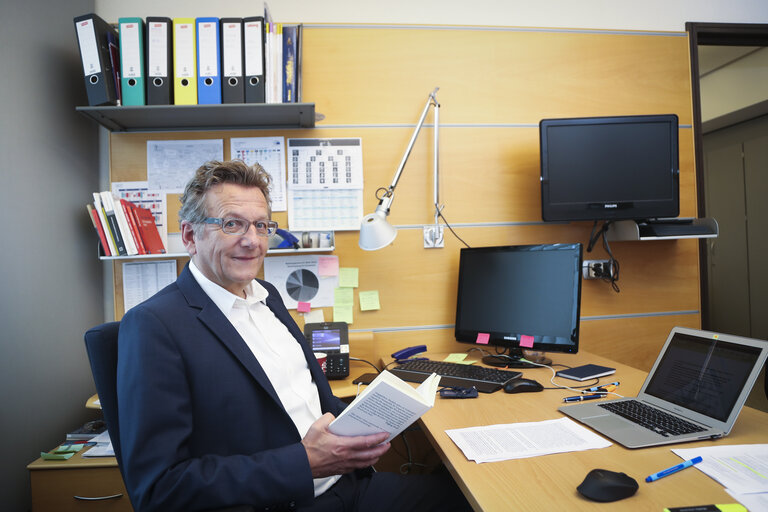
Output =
[
  {"x1": 230, "y1": 136, "x2": 287, "y2": 211},
  {"x1": 146, "y1": 139, "x2": 224, "y2": 192},
  {"x1": 263, "y1": 255, "x2": 339, "y2": 310},
  {"x1": 122, "y1": 260, "x2": 178, "y2": 312},
  {"x1": 286, "y1": 138, "x2": 364, "y2": 231}
]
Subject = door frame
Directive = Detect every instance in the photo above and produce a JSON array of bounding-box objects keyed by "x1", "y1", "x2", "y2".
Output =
[{"x1": 685, "y1": 22, "x2": 768, "y2": 329}]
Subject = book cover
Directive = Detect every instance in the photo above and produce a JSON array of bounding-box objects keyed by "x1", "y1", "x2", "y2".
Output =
[
  {"x1": 103, "y1": 192, "x2": 136, "y2": 255},
  {"x1": 87, "y1": 204, "x2": 111, "y2": 256},
  {"x1": 556, "y1": 364, "x2": 616, "y2": 382},
  {"x1": 282, "y1": 24, "x2": 299, "y2": 103},
  {"x1": 134, "y1": 206, "x2": 166, "y2": 254},
  {"x1": 121, "y1": 199, "x2": 146, "y2": 254},
  {"x1": 98, "y1": 192, "x2": 127, "y2": 256},
  {"x1": 329, "y1": 370, "x2": 440, "y2": 442}
]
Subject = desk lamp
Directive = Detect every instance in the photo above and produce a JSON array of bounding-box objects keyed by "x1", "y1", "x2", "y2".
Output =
[{"x1": 358, "y1": 88, "x2": 444, "y2": 250}]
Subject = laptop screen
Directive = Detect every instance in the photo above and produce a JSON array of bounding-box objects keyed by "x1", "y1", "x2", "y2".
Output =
[{"x1": 644, "y1": 332, "x2": 762, "y2": 422}]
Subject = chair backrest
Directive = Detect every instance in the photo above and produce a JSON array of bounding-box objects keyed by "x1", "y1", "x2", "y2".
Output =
[{"x1": 83, "y1": 321, "x2": 124, "y2": 475}]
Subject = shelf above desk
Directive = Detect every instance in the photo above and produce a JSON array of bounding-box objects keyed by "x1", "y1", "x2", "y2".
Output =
[{"x1": 76, "y1": 103, "x2": 316, "y2": 132}]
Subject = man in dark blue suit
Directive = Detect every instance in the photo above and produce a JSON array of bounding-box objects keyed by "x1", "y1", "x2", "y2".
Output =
[{"x1": 117, "y1": 160, "x2": 470, "y2": 512}]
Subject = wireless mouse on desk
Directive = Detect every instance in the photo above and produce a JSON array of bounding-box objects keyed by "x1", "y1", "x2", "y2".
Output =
[
  {"x1": 577, "y1": 469, "x2": 638, "y2": 502},
  {"x1": 503, "y1": 378, "x2": 543, "y2": 393}
]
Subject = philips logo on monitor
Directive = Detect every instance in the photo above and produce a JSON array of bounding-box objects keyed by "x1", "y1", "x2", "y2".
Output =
[
  {"x1": 604, "y1": 204, "x2": 618, "y2": 209},
  {"x1": 504, "y1": 336, "x2": 517, "y2": 341}
]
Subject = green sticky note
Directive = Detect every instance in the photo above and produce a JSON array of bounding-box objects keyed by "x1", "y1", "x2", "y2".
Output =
[
  {"x1": 443, "y1": 353, "x2": 468, "y2": 363},
  {"x1": 334, "y1": 287, "x2": 354, "y2": 306},
  {"x1": 358, "y1": 290, "x2": 381, "y2": 311},
  {"x1": 333, "y1": 305, "x2": 354, "y2": 324},
  {"x1": 338, "y1": 267, "x2": 359, "y2": 288},
  {"x1": 54, "y1": 444, "x2": 84, "y2": 454},
  {"x1": 41, "y1": 451, "x2": 75, "y2": 460}
]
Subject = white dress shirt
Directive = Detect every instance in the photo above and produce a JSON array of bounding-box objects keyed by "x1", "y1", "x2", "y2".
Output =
[{"x1": 189, "y1": 262, "x2": 340, "y2": 496}]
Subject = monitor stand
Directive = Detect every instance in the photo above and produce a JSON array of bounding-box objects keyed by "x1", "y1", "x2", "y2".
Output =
[{"x1": 482, "y1": 348, "x2": 552, "y2": 369}]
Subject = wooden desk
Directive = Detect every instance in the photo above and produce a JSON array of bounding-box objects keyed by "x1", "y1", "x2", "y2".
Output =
[
  {"x1": 415, "y1": 349, "x2": 768, "y2": 511},
  {"x1": 27, "y1": 449, "x2": 131, "y2": 512}
]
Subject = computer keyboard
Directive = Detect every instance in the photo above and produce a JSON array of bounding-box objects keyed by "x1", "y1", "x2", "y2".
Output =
[
  {"x1": 599, "y1": 400, "x2": 706, "y2": 437},
  {"x1": 390, "y1": 359, "x2": 522, "y2": 393}
]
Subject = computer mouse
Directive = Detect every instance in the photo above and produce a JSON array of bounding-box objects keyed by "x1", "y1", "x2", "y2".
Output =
[
  {"x1": 577, "y1": 469, "x2": 639, "y2": 502},
  {"x1": 503, "y1": 378, "x2": 543, "y2": 393}
]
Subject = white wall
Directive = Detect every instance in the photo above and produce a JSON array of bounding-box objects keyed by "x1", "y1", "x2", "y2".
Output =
[
  {"x1": 96, "y1": 0, "x2": 768, "y2": 31},
  {"x1": 701, "y1": 48, "x2": 768, "y2": 123}
]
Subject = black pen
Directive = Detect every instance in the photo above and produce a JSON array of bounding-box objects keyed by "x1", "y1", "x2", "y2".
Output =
[{"x1": 563, "y1": 393, "x2": 604, "y2": 403}]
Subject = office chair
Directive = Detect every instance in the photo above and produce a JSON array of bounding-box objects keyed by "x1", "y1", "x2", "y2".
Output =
[{"x1": 84, "y1": 322, "x2": 255, "y2": 512}]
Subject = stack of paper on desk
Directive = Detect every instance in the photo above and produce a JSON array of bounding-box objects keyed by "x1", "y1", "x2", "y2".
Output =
[{"x1": 446, "y1": 417, "x2": 611, "y2": 463}]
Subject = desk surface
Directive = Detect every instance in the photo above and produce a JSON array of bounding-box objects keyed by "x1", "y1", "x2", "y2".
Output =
[{"x1": 414, "y1": 349, "x2": 768, "y2": 512}]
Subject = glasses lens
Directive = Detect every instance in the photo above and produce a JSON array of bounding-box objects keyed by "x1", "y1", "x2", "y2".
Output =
[{"x1": 221, "y1": 218, "x2": 248, "y2": 235}]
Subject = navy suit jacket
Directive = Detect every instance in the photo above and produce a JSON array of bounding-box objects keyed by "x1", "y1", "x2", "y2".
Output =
[{"x1": 117, "y1": 265, "x2": 346, "y2": 512}]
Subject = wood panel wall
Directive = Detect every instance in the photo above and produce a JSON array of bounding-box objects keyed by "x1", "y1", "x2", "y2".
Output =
[{"x1": 108, "y1": 25, "x2": 698, "y2": 372}]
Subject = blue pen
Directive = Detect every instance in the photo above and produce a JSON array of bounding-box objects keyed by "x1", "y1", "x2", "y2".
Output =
[
  {"x1": 645, "y1": 456, "x2": 703, "y2": 482},
  {"x1": 563, "y1": 393, "x2": 604, "y2": 403},
  {"x1": 584, "y1": 381, "x2": 620, "y2": 392}
]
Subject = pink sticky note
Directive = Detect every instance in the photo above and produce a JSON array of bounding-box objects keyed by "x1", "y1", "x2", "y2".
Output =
[
  {"x1": 297, "y1": 301, "x2": 311, "y2": 313},
  {"x1": 520, "y1": 334, "x2": 534, "y2": 348},
  {"x1": 476, "y1": 332, "x2": 490, "y2": 345},
  {"x1": 318, "y1": 256, "x2": 339, "y2": 277}
]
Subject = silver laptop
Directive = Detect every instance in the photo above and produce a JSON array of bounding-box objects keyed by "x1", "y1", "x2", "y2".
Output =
[{"x1": 559, "y1": 326, "x2": 768, "y2": 449}]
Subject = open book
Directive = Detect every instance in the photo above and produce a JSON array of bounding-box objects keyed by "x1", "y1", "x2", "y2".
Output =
[{"x1": 329, "y1": 370, "x2": 441, "y2": 442}]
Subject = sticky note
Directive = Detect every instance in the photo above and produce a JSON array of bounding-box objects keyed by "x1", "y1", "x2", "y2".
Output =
[
  {"x1": 520, "y1": 334, "x2": 534, "y2": 348},
  {"x1": 297, "y1": 301, "x2": 311, "y2": 313},
  {"x1": 476, "y1": 332, "x2": 490, "y2": 344},
  {"x1": 338, "y1": 267, "x2": 359, "y2": 288},
  {"x1": 41, "y1": 451, "x2": 75, "y2": 460},
  {"x1": 358, "y1": 290, "x2": 381, "y2": 311},
  {"x1": 303, "y1": 309, "x2": 324, "y2": 324},
  {"x1": 318, "y1": 256, "x2": 339, "y2": 277},
  {"x1": 334, "y1": 287, "x2": 354, "y2": 306},
  {"x1": 333, "y1": 305, "x2": 353, "y2": 324},
  {"x1": 444, "y1": 353, "x2": 468, "y2": 363}
]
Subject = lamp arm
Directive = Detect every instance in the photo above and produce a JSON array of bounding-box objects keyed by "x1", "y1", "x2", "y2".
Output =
[{"x1": 379, "y1": 87, "x2": 440, "y2": 213}]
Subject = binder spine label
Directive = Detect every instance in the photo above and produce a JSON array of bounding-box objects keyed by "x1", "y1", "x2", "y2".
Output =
[
  {"x1": 244, "y1": 20, "x2": 264, "y2": 76},
  {"x1": 175, "y1": 23, "x2": 195, "y2": 78},
  {"x1": 198, "y1": 22, "x2": 219, "y2": 77},
  {"x1": 222, "y1": 23, "x2": 243, "y2": 77},
  {"x1": 148, "y1": 22, "x2": 168, "y2": 77},
  {"x1": 76, "y1": 20, "x2": 101, "y2": 75},
  {"x1": 121, "y1": 23, "x2": 141, "y2": 77}
]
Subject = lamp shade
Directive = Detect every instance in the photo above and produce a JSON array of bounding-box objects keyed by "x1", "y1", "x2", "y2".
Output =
[{"x1": 358, "y1": 208, "x2": 397, "y2": 250}]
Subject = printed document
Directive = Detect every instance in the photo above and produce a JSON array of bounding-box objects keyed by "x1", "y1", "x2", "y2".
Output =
[{"x1": 446, "y1": 417, "x2": 611, "y2": 463}]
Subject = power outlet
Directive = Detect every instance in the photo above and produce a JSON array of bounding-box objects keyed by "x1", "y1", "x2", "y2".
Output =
[{"x1": 583, "y1": 259, "x2": 611, "y2": 280}]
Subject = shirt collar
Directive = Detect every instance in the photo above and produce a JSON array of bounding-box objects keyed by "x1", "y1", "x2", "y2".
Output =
[{"x1": 188, "y1": 261, "x2": 269, "y2": 313}]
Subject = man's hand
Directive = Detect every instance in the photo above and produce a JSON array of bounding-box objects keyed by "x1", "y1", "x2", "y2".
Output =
[{"x1": 301, "y1": 413, "x2": 390, "y2": 478}]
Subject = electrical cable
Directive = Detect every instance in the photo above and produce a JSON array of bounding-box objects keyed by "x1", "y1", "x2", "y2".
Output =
[{"x1": 436, "y1": 209, "x2": 471, "y2": 248}]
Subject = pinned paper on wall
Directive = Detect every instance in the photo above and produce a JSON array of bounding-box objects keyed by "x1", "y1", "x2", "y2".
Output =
[
  {"x1": 318, "y1": 255, "x2": 339, "y2": 277},
  {"x1": 476, "y1": 333, "x2": 490, "y2": 345},
  {"x1": 520, "y1": 335, "x2": 535, "y2": 348},
  {"x1": 358, "y1": 290, "x2": 380, "y2": 311},
  {"x1": 338, "y1": 267, "x2": 359, "y2": 288}
]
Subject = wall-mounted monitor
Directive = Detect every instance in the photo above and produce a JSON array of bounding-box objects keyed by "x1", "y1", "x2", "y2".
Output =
[
  {"x1": 540, "y1": 114, "x2": 679, "y2": 222},
  {"x1": 454, "y1": 243, "x2": 582, "y2": 367}
]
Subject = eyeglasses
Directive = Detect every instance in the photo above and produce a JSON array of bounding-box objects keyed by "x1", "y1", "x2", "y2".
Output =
[{"x1": 203, "y1": 217, "x2": 278, "y2": 237}]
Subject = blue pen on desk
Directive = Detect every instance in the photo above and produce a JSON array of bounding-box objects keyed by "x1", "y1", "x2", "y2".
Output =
[
  {"x1": 563, "y1": 393, "x2": 604, "y2": 403},
  {"x1": 645, "y1": 456, "x2": 703, "y2": 482}
]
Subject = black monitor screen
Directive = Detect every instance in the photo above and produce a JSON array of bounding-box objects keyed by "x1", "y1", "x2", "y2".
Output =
[
  {"x1": 455, "y1": 243, "x2": 582, "y2": 363},
  {"x1": 540, "y1": 114, "x2": 679, "y2": 221}
]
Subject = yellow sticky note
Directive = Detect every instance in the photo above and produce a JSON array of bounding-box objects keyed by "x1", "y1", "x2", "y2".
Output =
[
  {"x1": 443, "y1": 353, "x2": 468, "y2": 363},
  {"x1": 333, "y1": 305, "x2": 354, "y2": 324},
  {"x1": 338, "y1": 267, "x2": 359, "y2": 288},
  {"x1": 334, "y1": 287, "x2": 354, "y2": 306},
  {"x1": 358, "y1": 290, "x2": 381, "y2": 311}
]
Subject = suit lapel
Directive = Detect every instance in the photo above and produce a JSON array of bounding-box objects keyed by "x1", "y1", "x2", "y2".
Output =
[{"x1": 177, "y1": 266, "x2": 283, "y2": 408}]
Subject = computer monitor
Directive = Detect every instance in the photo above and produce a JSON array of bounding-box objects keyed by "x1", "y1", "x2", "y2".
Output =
[
  {"x1": 454, "y1": 243, "x2": 582, "y2": 367},
  {"x1": 539, "y1": 114, "x2": 679, "y2": 222}
]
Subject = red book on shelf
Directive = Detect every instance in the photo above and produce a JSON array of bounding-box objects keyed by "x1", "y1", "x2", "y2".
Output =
[
  {"x1": 134, "y1": 206, "x2": 166, "y2": 254},
  {"x1": 120, "y1": 199, "x2": 146, "y2": 255},
  {"x1": 87, "y1": 204, "x2": 112, "y2": 256}
]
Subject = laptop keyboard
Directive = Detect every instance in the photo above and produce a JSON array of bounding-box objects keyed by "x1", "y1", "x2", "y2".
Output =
[
  {"x1": 599, "y1": 400, "x2": 706, "y2": 437},
  {"x1": 390, "y1": 359, "x2": 521, "y2": 393}
]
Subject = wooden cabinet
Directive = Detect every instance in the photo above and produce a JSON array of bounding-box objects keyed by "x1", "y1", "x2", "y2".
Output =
[{"x1": 28, "y1": 451, "x2": 132, "y2": 512}]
